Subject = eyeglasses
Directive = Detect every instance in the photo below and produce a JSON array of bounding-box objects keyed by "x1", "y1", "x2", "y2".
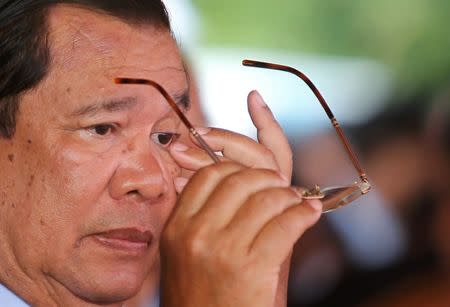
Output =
[
  {"x1": 115, "y1": 59, "x2": 371, "y2": 213},
  {"x1": 242, "y1": 59, "x2": 371, "y2": 212}
]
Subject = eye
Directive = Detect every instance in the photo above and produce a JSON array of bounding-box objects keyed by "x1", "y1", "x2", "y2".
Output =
[
  {"x1": 151, "y1": 132, "x2": 180, "y2": 147},
  {"x1": 86, "y1": 124, "x2": 116, "y2": 136}
]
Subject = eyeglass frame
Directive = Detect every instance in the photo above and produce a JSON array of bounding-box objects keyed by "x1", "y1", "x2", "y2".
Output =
[{"x1": 114, "y1": 59, "x2": 372, "y2": 213}]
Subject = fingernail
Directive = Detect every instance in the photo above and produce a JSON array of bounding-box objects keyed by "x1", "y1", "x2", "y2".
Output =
[
  {"x1": 172, "y1": 142, "x2": 188, "y2": 152},
  {"x1": 194, "y1": 127, "x2": 211, "y2": 135},
  {"x1": 174, "y1": 177, "x2": 189, "y2": 189},
  {"x1": 252, "y1": 90, "x2": 267, "y2": 107}
]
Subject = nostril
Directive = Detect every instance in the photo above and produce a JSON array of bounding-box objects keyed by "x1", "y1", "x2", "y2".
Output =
[
  {"x1": 125, "y1": 190, "x2": 165, "y2": 201},
  {"x1": 127, "y1": 190, "x2": 139, "y2": 196},
  {"x1": 156, "y1": 192, "x2": 164, "y2": 199}
]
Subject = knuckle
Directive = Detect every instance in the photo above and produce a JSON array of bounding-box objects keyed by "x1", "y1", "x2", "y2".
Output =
[
  {"x1": 214, "y1": 248, "x2": 233, "y2": 272},
  {"x1": 251, "y1": 191, "x2": 281, "y2": 207},
  {"x1": 182, "y1": 227, "x2": 209, "y2": 259},
  {"x1": 195, "y1": 164, "x2": 221, "y2": 181},
  {"x1": 259, "y1": 147, "x2": 277, "y2": 165},
  {"x1": 222, "y1": 172, "x2": 246, "y2": 189},
  {"x1": 195, "y1": 161, "x2": 241, "y2": 181},
  {"x1": 254, "y1": 168, "x2": 287, "y2": 185},
  {"x1": 248, "y1": 167, "x2": 279, "y2": 178},
  {"x1": 212, "y1": 239, "x2": 243, "y2": 275},
  {"x1": 161, "y1": 220, "x2": 207, "y2": 253},
  {"x1": 249, "y1": 188, "x2": 294, "y2": 211}
]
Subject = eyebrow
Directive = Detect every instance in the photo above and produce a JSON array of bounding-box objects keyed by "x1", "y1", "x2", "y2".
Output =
[
  {"x1": 70, "y1": 97, "x2": 138, "y2": 117},
  {"x1": 70, "y1": 89, "x2": 190, "y2": 118},
  {"x1": 174, "y1": 89, "x2": 191, "y2": 111}
]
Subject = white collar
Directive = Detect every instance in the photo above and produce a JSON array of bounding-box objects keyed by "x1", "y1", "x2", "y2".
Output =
[
  {"x1": 0, "y1": 283, "x2": 29, "y2": 306},
  {"x1": 0, "y1": 282, "x2": 160, "y2": 306}
]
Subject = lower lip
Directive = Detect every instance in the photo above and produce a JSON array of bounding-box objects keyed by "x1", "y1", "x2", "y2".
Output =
[{"x1": 92, "y1": 235, "x2": 150, "y2": 254}]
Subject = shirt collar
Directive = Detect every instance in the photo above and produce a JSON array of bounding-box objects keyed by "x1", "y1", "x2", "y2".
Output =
[{"x1": 0, "y1": 283, "x2": 29, "y2": 306}]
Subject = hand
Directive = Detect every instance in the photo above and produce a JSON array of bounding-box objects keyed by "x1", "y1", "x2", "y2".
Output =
[
  {"x1": 160, "y1": 91, "x2": 322, "y2": 307},
  {"x1": 172, "y1": 90, "x2": 293, "y2": 190}
]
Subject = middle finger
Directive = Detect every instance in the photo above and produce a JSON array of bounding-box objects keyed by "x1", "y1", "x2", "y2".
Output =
[{"x1": 170, "y1": 127, "x2": 279, "y2": 172}]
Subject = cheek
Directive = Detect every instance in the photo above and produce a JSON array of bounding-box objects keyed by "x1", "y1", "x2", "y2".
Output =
[
  {"x1": 150, "y1": 149, "x2": 180, "y2": 227},
  {"x1": 1, "y1": 142, "x2": 114, "y2": 270},
  {"x1": 157, "y1": 148, "x2": 181, "y2": 181},
  {"x1": 24, "y1": 142, "x2": 119, "y2": 231},
  {"x1": 167, "y1": 156, "x2": 182, "y2": 178},
  {"x1": 51, "y1": 144, "x2": 121, "y2": 208}
]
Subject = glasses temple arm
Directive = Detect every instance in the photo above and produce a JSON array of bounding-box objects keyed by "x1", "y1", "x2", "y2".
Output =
[
  {"x1": 114, "y1": 78, "x2": 220, "y2": 163},
  {"x1": 242, "y1": 59, "x2": 369, "y2": 183}
]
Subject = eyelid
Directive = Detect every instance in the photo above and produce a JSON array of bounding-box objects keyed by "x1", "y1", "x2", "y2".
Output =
[
  {"x1": 85, "y1": 123, "x2": 118, "y2": 137},
  {"x1": 89, "y1": 123, "x2": 117, "y2": 129}
]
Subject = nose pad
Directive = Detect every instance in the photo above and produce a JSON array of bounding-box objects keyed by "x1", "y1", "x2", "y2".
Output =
[{"x1": 109, "y1": 140, "x2": 169, "y2": 202}]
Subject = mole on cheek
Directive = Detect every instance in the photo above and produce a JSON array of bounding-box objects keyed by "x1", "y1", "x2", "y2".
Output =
[
  {"x1": 28, "y1": 175, "x2": 35, "y2": 187},
  {"x1": 8, "y1": 154, "x2": 14, "y2": 162},
  {"x1": 127, "y1": 141, "x2": 135, "y2": 151}
]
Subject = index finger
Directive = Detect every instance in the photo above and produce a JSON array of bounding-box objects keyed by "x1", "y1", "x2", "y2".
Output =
[
  {"x1": 188, "y1": 127, "x2": 279, "y2": 171},
  {"x1": 247, "y1": 90, "x2": 293, "y2": 179}
]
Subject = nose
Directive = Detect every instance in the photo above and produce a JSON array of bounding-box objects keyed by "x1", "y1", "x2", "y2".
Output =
[{"x1": 109, "y1": 135, "x2": 168, "y2": 202}]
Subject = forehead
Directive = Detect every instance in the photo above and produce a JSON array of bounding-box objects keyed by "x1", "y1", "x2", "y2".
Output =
[{"x1": 46, "y1": 4, "x2": 184, "y2": 83}]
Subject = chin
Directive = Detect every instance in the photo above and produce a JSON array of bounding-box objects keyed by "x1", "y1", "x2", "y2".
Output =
[
  {"x1": 52, "y1": 257, "x2": 150, "y2": 305},
  {"x1": 49, "y1": 238, "x2": 157, "y2": 304},
  {"x1": 74, "y1": 269, "x2": 147, "y2": 304}
]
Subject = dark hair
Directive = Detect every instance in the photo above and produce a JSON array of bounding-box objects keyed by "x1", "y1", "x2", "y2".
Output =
[{"x1": 0, "y1": 0, "x2": 171, "y2": 138}]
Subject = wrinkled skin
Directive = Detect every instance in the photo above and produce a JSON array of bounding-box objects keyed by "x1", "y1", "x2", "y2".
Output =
[
  {"x1": 0, "y1": 4, "x2": 322, "y2": 307},
  {"x1": 0, "y1": 5, "x2": 185, "y2": 306}
]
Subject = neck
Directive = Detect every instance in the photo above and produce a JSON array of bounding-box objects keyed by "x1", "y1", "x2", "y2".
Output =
[{"x1": 0, "y1": 252, "x2": 55, "y2": 306}]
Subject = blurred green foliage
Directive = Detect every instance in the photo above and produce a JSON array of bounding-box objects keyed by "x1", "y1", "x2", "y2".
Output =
[{"x1": 192, "y1": 0, "x2": 450, "y2": 95}]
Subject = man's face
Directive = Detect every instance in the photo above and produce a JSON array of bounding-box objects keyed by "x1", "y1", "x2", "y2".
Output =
[{"x1": 0, "y1": 5, "x2": 186, "y2": 304}]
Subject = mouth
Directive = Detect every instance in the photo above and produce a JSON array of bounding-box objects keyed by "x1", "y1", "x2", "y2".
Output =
[{"x1": 92, "y1": 228, "x2": 154, "y2": 254}]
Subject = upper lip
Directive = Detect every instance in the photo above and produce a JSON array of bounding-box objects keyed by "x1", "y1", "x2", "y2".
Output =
[{"x1": 95, "y1": 228, "x2": 154, "y2": 244}]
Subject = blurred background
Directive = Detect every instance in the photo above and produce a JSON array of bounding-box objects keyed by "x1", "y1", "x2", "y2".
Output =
[{"x1": 166, "y1": 1, "x2": 450, "y2": 306}]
